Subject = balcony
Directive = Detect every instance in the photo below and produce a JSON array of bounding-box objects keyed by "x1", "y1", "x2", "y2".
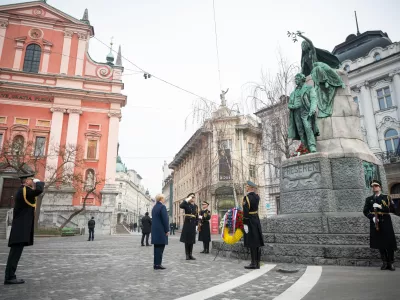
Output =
[{"x1": 375, "y1": 151, "x2": 400, "y2": 164}]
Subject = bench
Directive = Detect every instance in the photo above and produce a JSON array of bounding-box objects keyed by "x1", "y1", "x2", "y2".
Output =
[{"x1": 61, "y1": 228, "x2": 81, "y2": 237}]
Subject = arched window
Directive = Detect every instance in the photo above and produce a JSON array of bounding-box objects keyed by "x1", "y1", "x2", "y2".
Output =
[
  {"x1": 374, "y1": 52, "x2": 381, "y2": 61},
  {"x1": 23, "y1": 44, "x2": 41, "y2": 73},
  {"x1": 384, "y1": 129, "x2": 399, "y2": 152},
  {"x1": 12, "y1": 135, "x2": 25, "y2": 154},
  {"x1": 344, "y1": 64, "x2": 350, "y2": 72}
]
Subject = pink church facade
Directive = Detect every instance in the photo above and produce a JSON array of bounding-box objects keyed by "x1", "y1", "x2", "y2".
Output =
[{"x1": 0, "y1": 1, "x2": 126, "y2": 234}]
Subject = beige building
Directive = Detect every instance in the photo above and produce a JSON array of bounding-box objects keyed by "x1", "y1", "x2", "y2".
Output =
[{"x1": 169, "y1": 103, "x2": 265, "y2": 231}]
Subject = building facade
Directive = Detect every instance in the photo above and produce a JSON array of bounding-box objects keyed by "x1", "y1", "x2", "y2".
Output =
[
  {"x1": 162, "y1": 161, "x2": 173, "y2": 220},
  {"x1": 115, "y1": 155, "x2": 153, "y2": 226},
  {"x1": 0, "y1": 1, "x2": 126, "y2": 234},
  {"x1": 332, "y1": 30, "x2": 400, "y2": 206},
  {"x1": 169, "y1": 102, "x2": 265, "y2": 231}
]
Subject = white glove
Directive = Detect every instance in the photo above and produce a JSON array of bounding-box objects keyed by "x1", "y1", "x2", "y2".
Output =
[
  {"x1": 373, "y1": 203, "x2": 382, "y2": 209},
  {"x1": 244, "y1": 225, "x2": 249, "y2": 234},
  {"x1": 33, "y1": 179, "x2": 40, "y2": 183},
  {"x1": 198, "y1": 216, "x2": 203, "y2": 219},
  {"x1": 185, "y1": 195, "x2": 193, "y2": 202},
  {"x1": 373, "y1": 217, "x2": 376, "y2": 223}
]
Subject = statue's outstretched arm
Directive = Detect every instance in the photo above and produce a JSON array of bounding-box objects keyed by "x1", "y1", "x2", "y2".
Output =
[{"x1": 298, "y1": 34, "x2": 315, "y2": 50}]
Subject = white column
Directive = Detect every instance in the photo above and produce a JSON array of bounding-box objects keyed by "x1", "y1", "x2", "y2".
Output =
[
  {"x1": 390, "y1": 72, "x2": 400, "y2": 120},
  {"x1": 65, "y1": 109, "x2": 82, "y2": 174},
  {"x1": 13, "y1": 40, "x2": 24, "y2": 70},
  {"x1": 45, "y1": 107, "x2": 66, "y2": 181},
  {"x1": 60, "y1": 31, "x2": 73, "y2": 74},
  {"x1": 75, "y1": 33, "x2": 87, "y2": 76},
  {"x1": 105, "y1": 112, "x2": 121, "y2": 184},
  {"x1": 358, "y1": 82, "x2": 381, "y2": 152},
  {"x1": 40, "y1": 46, "x2": 51, "y2": 74},
  {"x1": 0, "y1": 21, "x2": 8, "y2": 59}
]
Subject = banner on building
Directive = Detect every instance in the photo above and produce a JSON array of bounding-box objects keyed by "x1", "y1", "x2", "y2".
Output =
[
  {"x1": 218, "y1": 148, "x2": 232, "y2": 181},
  {"x1": 211, "y1": 214, "x2": 219, "y2": 234}
]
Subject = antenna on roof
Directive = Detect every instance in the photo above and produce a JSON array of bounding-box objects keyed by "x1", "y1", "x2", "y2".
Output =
[{"x1": 354, "y1": 11, "x2": 361, "y2": 36}]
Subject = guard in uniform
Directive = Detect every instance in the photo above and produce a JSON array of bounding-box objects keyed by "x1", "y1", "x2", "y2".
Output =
[
  {"x1": 243, "y1": 181, "x2": 264, "y2": 269},
  {"x1": 180, "y1": 193, "x2": 198, "y2": 260},
  {"x1": 363, "y1": 179, "x2": 397, "y2": 271},
  {"x1": 198, "y1": 201, "x2": 211, "y2": 254},
  {"x1": 4, "y1": 173, "x2": 45, "y2": 285}
]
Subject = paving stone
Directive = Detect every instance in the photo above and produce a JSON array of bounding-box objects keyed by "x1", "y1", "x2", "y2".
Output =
[{"x1": 0, "y1": 235, "x2": 270, "y2": 300}]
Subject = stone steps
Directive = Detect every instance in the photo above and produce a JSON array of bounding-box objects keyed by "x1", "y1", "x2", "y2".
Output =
[
  {"x1": 115, "y1": 223, "x2": 130, "y2": 234},
  {"x1": 212, "y1": 240, "x2": 400, "y2": 267},
  {"x1": 264, "y1": 233, "x2": 400, "y2": 245}
]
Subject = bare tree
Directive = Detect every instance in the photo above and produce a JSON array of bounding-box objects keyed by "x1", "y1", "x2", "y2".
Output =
[
  {"x1": 0, "y1": 138, "x2": 92, "y2": 228},
  {"x1": 59, "y1": 172, "x2": 103, "y2": 230},
  {"x1": 243, "y1": 51, "x2": 300, "y2": 214},
  {"x1": 246, "y1": 51, "x2": 299, "y2": 164}
]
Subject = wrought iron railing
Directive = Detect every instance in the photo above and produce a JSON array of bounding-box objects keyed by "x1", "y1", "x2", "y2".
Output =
[{"x1": 375, "y1": 151, "x2": 400, "y2": 164}]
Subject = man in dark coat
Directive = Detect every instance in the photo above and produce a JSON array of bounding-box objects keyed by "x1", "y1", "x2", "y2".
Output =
[
  {"x1": 170, "y1": 222, "x2": 175, "y2": 235},
  {"x1": 363, "y1": 179, "x2": 397, "y2": 271},
  {"x1": 141, "y1": 212, "x2": 152, "y2": 246},
  {"x1": 4, "y1": 173, "x2": 44, "y2": 285},
  {"x1": 180, "y1": 193, "x2": 198, "y2": 260},
  {"x1": 88, "y1": 217, "x2": 95, "y2": 241},
  {"x1": 198, "y1": 201, "x2": 211, "y2": 254},
  {"x1": 243, "y1": 181, "x2": 265, "y2": 270},
  {"x1": 151, "y1": 194, "x2": 169, "y2": 270}
]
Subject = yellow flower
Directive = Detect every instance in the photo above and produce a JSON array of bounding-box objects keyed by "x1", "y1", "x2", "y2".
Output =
[{"x1": 222, "y1": 227, "x2": 244, "y2": 245}]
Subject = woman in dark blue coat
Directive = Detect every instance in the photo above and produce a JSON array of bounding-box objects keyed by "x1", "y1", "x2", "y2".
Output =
[{"x1": 151, "y1": 194, "x2": 169, "y2": 270}]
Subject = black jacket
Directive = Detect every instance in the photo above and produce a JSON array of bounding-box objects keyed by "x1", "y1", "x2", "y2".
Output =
[
  {"x1": 243, "y1": 192, "x2": 264, "y2": 248},
  {"x1": 88, "y1": 219, "x2": 95, "y2": 229},
  {"x1": 363, "y1": 194, "x2": 397, "y2": 250},
  {"x1": 179, "y1": 200, "x2": 198, "y2": 244},
  {"x1": 9, "y1": 182, "x2": 44, "y2": 247},
  {"x1": 141, "y1": 215, "x2": 152, "y2": 234},
  {"x1": 198, "y1": 209, "x2": 211, "y2": 242}
]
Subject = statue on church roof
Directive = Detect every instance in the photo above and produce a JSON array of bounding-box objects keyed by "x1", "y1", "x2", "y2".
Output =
[{"x1": 220, "y1": 88, "x2": 229, "y2": 106}]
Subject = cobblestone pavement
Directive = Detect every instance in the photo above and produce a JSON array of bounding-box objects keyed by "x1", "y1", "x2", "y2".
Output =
[
  {"x1": 0, "y1": 235, "x2": 302, "y2": 300},
  {"x1": 1, "y1": 235, "x2": 400, "y2": 300}
]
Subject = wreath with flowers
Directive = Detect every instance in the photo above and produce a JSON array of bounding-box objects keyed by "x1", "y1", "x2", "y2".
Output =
[
  {"x1": 290, "y1": 143, "x2": 310, "y2": 157},
  {"x1": 221, "y1": 207, "x2": 244, "y2": 245}
]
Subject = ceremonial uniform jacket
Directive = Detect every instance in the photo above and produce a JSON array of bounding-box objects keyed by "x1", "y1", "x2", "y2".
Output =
[
  {"x1": 363, "y1": 193, "x2": 397, "y2": 250},
  {"x1": 179, "y1": 200, "x2": 198, "y2": 244},
  {"x1": 9, "y1": 182, "x2": 44, "y2": 247},
  {"x1": 243, "y1": 192, "x2": 264, "y2": 248},
  {"x1": 198, "y1": 209, "x2": 211, "y2": 242}
]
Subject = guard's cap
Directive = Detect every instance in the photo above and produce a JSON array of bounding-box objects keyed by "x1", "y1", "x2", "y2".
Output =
[
  {"x1": 18, "y1": 173, "x2": 35, "y2": 180},
  {"x1": 246, "y1": 180, "x2": 257, "y2": 188},
  {"x1": 202, "y1": 201, "x2": 209, "y2": 206},
  {"x1": 370, "y1": 179, "x2": 382, "y2": 187},
  {"x1": 186, "y1": 193, "x2": 195, "y2": 198}
]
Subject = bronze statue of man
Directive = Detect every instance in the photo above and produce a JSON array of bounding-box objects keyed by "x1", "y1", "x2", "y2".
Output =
[{"x1": 288, "y1": 73, "x2": 319, "y2": 153}]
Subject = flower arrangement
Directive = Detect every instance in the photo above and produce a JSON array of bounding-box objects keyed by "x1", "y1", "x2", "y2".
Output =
[
  {"x1": 290, "y1": 143, "x2": 310, "y2": 157},
  {"x1": 221, "y1": 207, "x2": 244, "y2": 245}
]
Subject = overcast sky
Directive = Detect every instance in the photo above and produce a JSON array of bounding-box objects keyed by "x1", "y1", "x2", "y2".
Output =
[{"x1": 6, "y1": 0, "x2": 400, "y2": 195}]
